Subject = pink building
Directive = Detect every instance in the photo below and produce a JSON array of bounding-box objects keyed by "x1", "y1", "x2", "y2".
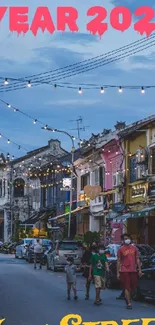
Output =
[
  {"x1": 101, "y1": 136, "x2": 124, "y2": 244},
  {"x1": 101, "y1": 137, "x2": 124, "y2": 191}
]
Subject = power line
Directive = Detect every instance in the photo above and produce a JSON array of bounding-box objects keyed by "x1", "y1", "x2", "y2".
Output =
[{"x1": 0, "y1": 35, "x2": 155, "y2": 92}]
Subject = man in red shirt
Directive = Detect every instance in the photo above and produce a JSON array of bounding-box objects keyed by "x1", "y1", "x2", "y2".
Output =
[{"x1": 117, "y1": 233, "x2": 142, "y2": 309}]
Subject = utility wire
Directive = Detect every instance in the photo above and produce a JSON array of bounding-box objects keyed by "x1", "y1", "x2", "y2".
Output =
[{"x1": 0, "y1": 35, "x2": 155, "y2": 93}]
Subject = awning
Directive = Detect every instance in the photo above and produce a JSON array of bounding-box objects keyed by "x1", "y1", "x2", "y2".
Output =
[
  {"x1": 131, "y1": 206, "x2": 155, "y2": 218},
  {"x1": 113, "y1": 213, "x2": 131, "y2": 222},
  {"x1": 48, "y1": 205, "x2": 89, "y2": 222}
]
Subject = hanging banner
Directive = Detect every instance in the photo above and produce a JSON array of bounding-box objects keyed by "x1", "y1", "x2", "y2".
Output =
[{"x1": 84, "y1": 185, "x2": 101, "y2": 200}]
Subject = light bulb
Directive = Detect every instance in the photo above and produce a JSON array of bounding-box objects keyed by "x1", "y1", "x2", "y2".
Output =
[
  {"x1": 33, "y1": 119, "x2": 37, "y2": 124},
  {"x1": 4, "y1": 78, "x2": 8, "y2": 85},
  {"x1": 78, "y1": 87, "x2": 82, "y2": 94},
  {"x1": 118, "y1": 86, "x2": 122, "y2": 93},
  {"x1": 7, "y1": 104, "x2": 11, "y2": 108},
  {"x1": 141, "y1": 87, "x2": 145, "y2": 94},
  {"x1": 100, "y1": 87, "x2": 104, "y2": 94},
  {"x1": 0, "y1": 134, "x2": 1, "y2": 138},
  {"x1": 14, "y1": 108, "x2": 17, "y2": 112},
  {"x1": 44, "y1": 125, "x2": 48, "y2": 129},
  {"x1": 7, "y1": 139, "x2": 10, "y2": 144},
  {"x1": 52, "y1": 129, "x2": 55, "y2": 132},
  {"x1": 27, "y1": 81, "x2": 31, "y2": 88}
]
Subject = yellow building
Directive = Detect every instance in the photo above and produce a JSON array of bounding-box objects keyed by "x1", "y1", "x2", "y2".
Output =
[{"x1": 121, "y1": 119, "x2": 155, "y2": 244}]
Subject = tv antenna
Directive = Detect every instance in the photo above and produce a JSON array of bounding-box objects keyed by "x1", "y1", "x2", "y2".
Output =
[{"x1": 69, "y1": 116, "x2": 89, "y2": 140}]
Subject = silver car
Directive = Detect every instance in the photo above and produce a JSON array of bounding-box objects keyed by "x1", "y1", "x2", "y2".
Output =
[
  {"x1": 46, "y1": 240, "x2": 83, "y2": 271},
  {"x1": 15, "y1": 238, "x2": 33, "y2": 259}
]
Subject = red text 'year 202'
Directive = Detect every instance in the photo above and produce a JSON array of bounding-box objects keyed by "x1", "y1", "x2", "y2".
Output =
[{"x1": 1, "y1": 6, "x2": 155, "y2": 36}]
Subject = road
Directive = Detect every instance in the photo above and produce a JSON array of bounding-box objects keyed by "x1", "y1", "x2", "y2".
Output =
[{"x1": 0, "y1": 254, "x2": 155, "y2": 325}]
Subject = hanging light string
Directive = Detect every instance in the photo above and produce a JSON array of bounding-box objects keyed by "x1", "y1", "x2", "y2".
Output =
[
  {"x1": 0, "y1": 98, "x2": 76, "y2": 141},
  {"x1": 1, "y1": 34, "x2": 155, "y2": 93},
  {"x1": 0, "y1": 80, "x2": 154, "y2": 94},
  {"x1": 0, "y1": 131, "x2": 28, "y2": 152}
]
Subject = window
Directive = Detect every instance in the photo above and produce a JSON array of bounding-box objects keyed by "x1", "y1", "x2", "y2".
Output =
[
  {"x1": 14, "y1": 178, "x2": 25, "y2": 197},
  {"x1": 81, "y1": 173, "x2": 89, "y2": 190},
  {"x1": 151, "y1": 147, "x2": 155, "y2": 174},
  {"x1": 92, "y1": 167, "x2": 104, "y2": 188},
  {"x1": 129, "y1": 157, "x2": 136, "y2": 183},
  {"x1": 99, "y1": 167, "x2": 104, "y2": 190},
  {"x1": 0, "y1": 180, "x2": 2, "y2": 197},
  {"x1": 3, "y1": 179, "x2": 5, "y2": 196}
]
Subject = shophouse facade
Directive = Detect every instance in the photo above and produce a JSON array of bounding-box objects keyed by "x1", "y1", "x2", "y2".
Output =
[
  {"x1": 1, "y1": 139, "x2": 71, "y2": 241},
  {"x1": 118, "y1": 116, "x2": 155, "y2": 245}
]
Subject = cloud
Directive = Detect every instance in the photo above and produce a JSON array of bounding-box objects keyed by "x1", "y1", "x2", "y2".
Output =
[
  {"x1": 111, "y1": 0, "x2": 155, "y2": 12},
  {"x1": 45, "y1": 99, "x2": 102, "y2": 106}
]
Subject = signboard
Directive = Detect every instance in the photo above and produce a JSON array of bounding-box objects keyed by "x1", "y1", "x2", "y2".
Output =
[
  {"x1": 112, "y1": 203, "x2": 126, "y2": 213},
  {"x1": 131, "y1": 185, "x2": 146, "y2": 198},
  {"x1": 84, "y1": 185, "x2": 102, "y2": 200},
  {"x1": 63, "y1": 178, "x2": 71, "y2": 188}
]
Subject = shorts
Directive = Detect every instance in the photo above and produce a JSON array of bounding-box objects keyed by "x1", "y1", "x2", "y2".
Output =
[
  {"x1": 67, "y1": 282, "x2": 76, "y2": 290},
  {"x1": 120, "y1": 272, "x2": 138, "y2": 292},
  {"x1": 94, "y1": 276, "x2": 105, "y2": 289}
]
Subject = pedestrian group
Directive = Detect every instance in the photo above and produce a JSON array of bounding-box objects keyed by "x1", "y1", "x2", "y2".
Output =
[{"x1": 33, "y1": 233, "x2": 143, "y2": 309}]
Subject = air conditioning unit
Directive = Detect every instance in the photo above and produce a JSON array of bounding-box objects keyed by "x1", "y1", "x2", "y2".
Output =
[
  {"x1": 113, "y1": 172, "x2": 124, "y2": 187},
  {"x1": 136, "y1": 165, "x2": 148, "y2": 180},
  {"x1": 136, "y1": 149, "x2": 146, "y2": 163}
]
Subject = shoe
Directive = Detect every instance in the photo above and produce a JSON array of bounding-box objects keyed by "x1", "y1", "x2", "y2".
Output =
[
  {"x1": 67, "y1": 296, "x2": 71, "y2": 300},
  {"x1": 85, "y1": 295, "x2": 89, "y2": 300},
  {"x1": 74, "y1": 296, "x2": 78, "y2": 300},
  {"x1": 40, "y1": 266, "x2": 42, "y2": 269},
  {"x1": 94, "y1": 301, "x2": 102, "y2": 305},
  {"x1": 34, "y1": 266, "x2": 36, "y2": 269},
  {"x1": 126, "y1": 305, "x2": 132, "y2": 309}
]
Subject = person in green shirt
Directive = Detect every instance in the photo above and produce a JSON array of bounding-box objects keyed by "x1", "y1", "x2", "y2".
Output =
[{"x1": 89, "y1": 244, "x2": 109, "y2": 305}]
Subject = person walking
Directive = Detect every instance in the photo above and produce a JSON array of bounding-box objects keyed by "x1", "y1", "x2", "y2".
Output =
[
  {"x1": 89, "y1": 244, "x2": 109, "y2": 305},
  {"x1": 116, "y1": 235, "x2": 125, "y2": 300},
  {"x1": 117, "y1": 233, "x2": 142, "y2": 309},
  {"x1": 34, "y1": 238, "x2": 43, "y2": 270},
  {"x1": 81, "y1": 243, "x2": 98, "y2": 300},
  {"x1": 65, "y1": 257, "x2": 78, "y2": 300}
]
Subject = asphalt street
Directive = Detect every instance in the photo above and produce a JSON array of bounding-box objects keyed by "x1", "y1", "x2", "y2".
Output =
[{"x1": 0, "y1": 254, "x2": 155, "y2": 325}]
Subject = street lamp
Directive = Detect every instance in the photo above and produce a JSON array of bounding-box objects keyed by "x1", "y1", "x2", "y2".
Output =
[{"x1": 41, "y1": 127, "x2": 75, "y2": 238}]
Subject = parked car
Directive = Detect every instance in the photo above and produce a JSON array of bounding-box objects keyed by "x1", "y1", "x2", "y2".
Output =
[
  {"x1": 25, "y1": 239, "x2": 52, "y2": 263},
  {"x1": 15, "y1": 238, "x2": 33, "y2": 258},
  {"x1": 132, "y1": 254, "x2": 155, "y2": 301},
  {"x1": 46, "y1": 240, "x2": 83, "y2": 271},
  {"x1": 105, "y1": 244, "x2": 154, "y2": 288}
]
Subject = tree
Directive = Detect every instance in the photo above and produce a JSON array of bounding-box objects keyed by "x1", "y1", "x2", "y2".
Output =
[{"x1": 83, "y1": 231, "x2": 100, "y2": 246}]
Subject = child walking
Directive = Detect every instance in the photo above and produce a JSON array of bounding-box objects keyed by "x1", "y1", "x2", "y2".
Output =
[{"x1": 65, "y1": 257, "x2": 78, "y2": 300}]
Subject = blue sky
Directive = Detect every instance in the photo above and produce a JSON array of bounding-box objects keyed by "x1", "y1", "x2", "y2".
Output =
[{"x1": 0, "y1": 0, "x2": 155, "y2": 158}]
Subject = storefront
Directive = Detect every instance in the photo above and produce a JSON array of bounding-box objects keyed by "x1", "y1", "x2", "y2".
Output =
[{"x1": 125, "y1": 206, "x2": 155, "y2": 245}]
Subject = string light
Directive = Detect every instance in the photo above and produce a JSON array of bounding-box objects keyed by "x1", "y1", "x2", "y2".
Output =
[
  {"x1": 78, "y1": 87, "x2": 82, "y2": 94},
  {"x1": 118, "y1": 86, "x2": 122, "y2": 93},
  {"x1": 4, "y1": 78, "x2": 8, "y2": 85},
  {"x1": 27, "y1": 81, "x2": 31, "y2": 88},
  {"x1": 7, "y1": 139, "x2": 10, "y2": 144},
  {"x1": 33, "y1": 119, "x2": 37, "y2": 124},
  {"x1": 100, "y1": 87, "x2": 104, "y2": 94},
  {"x1": 141, "y1": 87, "x2": 145, "y2": 94},
  {"x1": 7, "y1": 103, "x2": 11, "y2": 108}
]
